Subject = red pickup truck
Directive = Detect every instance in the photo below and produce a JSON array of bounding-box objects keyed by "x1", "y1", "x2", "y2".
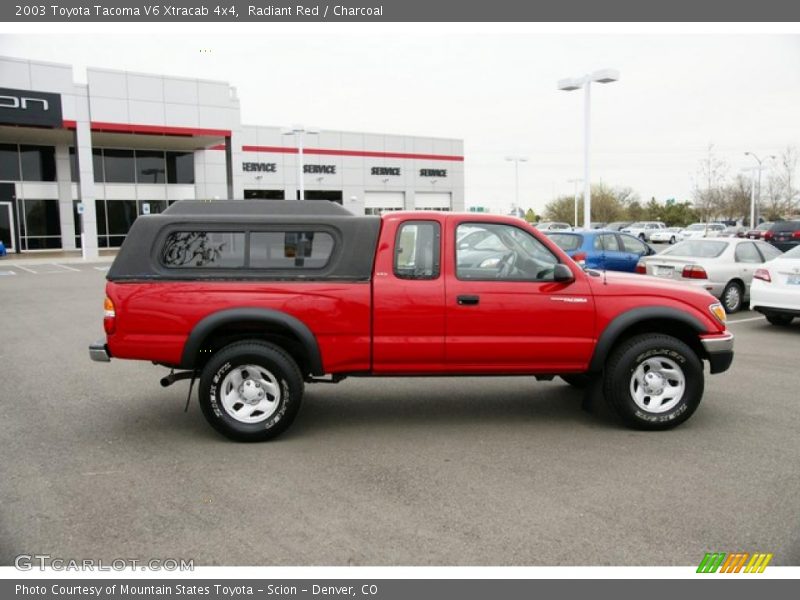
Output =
[{"x1": 90, "y1": 200, "x2": 733, "y2": 442}]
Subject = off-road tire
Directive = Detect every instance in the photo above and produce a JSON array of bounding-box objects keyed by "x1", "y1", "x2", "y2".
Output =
[
  {"x1": 199, "y1": 341, "x2": 303, "y2": 442},
  {"x1": 603, "y1": 334, "x2": 704, "y2": 431}
]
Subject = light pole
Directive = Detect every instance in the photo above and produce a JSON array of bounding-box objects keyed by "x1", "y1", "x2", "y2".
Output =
[
  {"x1": 505, "y1": 156, "x2": 528, "y2": 210},
  {"x1": 557, "y1": 69, "x2": 620, "y2": 230},
  {"x1": 282, "y1": 125, "x2": 319, "y2": 200},
  {"x1": 744, "y1": 152, "x2": 776, "y2": 227},
  {"x1": 567, "y1": 178, "x2": 582, "y2": 228}
]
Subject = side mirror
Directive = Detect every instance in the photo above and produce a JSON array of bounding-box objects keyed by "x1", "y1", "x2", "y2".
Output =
[{"x1": 553, "y1": 263, "x2": 575, "y2": 283}]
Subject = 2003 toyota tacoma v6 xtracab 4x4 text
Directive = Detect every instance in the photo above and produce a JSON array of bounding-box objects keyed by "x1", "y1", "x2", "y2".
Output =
[{"x1": 89, "y1": 200, "x2": 734, "y2": 441}]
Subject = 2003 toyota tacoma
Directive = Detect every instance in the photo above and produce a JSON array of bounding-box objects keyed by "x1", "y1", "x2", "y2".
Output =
[{"x1": 89, "y1": 200, "x2": 734, "y2": 441}]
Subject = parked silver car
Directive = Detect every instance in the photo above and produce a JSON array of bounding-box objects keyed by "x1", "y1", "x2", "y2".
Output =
[{"x1": 637, "y1": 238, "x2": 783, "y2": 313}]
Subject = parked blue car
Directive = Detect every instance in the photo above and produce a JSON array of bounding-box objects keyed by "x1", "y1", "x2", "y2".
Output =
[{"x1": 544, "y1": 229, "x2": 656, "y2": 272}]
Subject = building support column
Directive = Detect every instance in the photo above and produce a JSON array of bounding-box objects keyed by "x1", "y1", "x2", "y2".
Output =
[
  {"x1": 73, "y1": 124, "x2": 99, "y2": 260},
  {"x1": 55, "y1": 144, "x2": 75, "y2": 251}
]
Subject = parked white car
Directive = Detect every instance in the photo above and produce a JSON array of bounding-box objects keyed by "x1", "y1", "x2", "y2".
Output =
[
  {"x1": 621, "y1": 221, "x2": 667, "y2": 241},
  {"x1": 637, "y1": 238, "x2": 783, "y2": 313},
  {"x1": 681, "y1": 222, "x2": 727, "y2": 240},
  {"x1": 750, "y1": 245, "x2": 800, "y2": 326},
  {"x1": 649, "y1": 227, "x2": 685, "y2": 244},
  {"x1": 533, "y1": 222, "x2": 572, "y2": 231}
]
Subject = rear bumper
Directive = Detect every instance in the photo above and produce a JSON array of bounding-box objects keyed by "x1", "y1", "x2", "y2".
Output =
[
  {"x1": 700, "y1": 332, "x2": 734, "y2": 374},
  {"x1": 89, "y1": 339, "x2": 111, "y2": 362}
]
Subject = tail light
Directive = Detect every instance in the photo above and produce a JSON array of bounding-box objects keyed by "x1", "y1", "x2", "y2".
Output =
[
  {"x1": 635, "y1": 261, "x2": 646, "y2": 274},
  {"x1": 764, "y1": 230, "x2": 774, "y2": 241},
  {"x1": 103, "y1": 296, "x2": 116, "y2": 334},
  {"x1": 754, "y1": 268, "x2": 771, "y2": 282},
  {"x1": 682, "y1": 265, "x2": 708, "y2": 279},
  {"x1": 792, "y1": 230, "x2": 800, "y2": 239},
  {"x1": 572, "y1": 252, "x2": 587, "y2": 266}
]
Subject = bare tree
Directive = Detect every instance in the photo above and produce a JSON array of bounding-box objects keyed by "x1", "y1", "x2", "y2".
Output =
[
  {"x1": 693, "y1": 143, "x2": 728, "y2": 221},
  {"x1": 776, "y1": 146, "x2": 799, "y2": 215}
]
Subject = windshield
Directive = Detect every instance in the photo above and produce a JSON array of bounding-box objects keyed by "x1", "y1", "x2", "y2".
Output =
[
  {"x1": 685, "y1": 224, "x2": 706, "y2": 231},
  {"x1": 663, "y1": 240, "x2": 728, "y2": 258},
  {"x1": 627, "y1": 222, "x2": 645, "y2": 228}
]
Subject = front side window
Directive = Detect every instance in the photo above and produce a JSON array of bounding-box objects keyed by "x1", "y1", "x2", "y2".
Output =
[
  {"x1": 250, "y1": 231, "x2": 334, "y2": 269},
  {"x1": 161, "y1": 231, "x2": 245, "y2": 268},
  {"x1": 619, "y1": 234, "x2": 647, "y2": 255},
  {"x1": 395, "y1": 221, "x2": 440, "y2": 279},
  {"x1": 456, "y1": 223, "x2": 559, "y2": 281}
]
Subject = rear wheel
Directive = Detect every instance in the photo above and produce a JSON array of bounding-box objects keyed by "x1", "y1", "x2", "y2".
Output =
[
  {"x1": 766, "y1": 314, "x2": 793, "y2": 326},
  {"x1": 199, "y1": 341, "x2": 304, "y2": 442},
  {"x1": 638, "y1": 233, "x2": 646, "y2": 241},
  {"x1": 603, "y1": 334, "x2": 704, "y2": 430},
  {"x1": 721, "y1": 281, "x2": 744, "y2": 313},
  {"x1": 669, "y1": 235, "x2": 676, "y2": 244}
]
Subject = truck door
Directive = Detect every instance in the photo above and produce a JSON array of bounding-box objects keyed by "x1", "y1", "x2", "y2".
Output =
[
  {"x1": 445, "y1": 218, "x2": 595, "y2": 373},
  {"x1": 372, "y1": 217, "x2": 446, "y2": 373}
]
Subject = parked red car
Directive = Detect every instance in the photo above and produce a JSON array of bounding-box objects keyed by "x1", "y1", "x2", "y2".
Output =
[
  {"x1": 746, "y1": 222, "x2": 774, "y2": 240},
  {"x1": 90, "y1": 201, "x2": 733, "y2": 441}
]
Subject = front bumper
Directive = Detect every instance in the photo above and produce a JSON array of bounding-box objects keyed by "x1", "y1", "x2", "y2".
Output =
[
  {"x1": 700, "y1": 332, "x2": 734, "y2": 374},
  {"x1": 89, "y1": 339, "x2": 111, "y2": 362}
]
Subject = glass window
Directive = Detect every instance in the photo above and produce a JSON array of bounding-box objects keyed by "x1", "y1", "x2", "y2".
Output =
[
  {"x1": 619, "y1": 234, "x2": 648, "y2": 255},
  {"x1": 95, "y1": 200, "x2": 107, "y2": 237},
  {"x1": 166, "y1": 152, "x2": 195, "y2": 184},
  {"x1": 0, "y1": 143, "x2": 20, "y2": 181},
  {"x1": 161, "y1": 231, "x2": 246, "y2": 268},
  {"x1": 106, "y1": 200, "x2": 138, "y2": 236},
  {"x1": 735, "y1": 242, "x2": 762, "y2": 263},
  {"x1": 138, "y1": 200, "x2": 167, "y2": 215},
  {"x1": 599, "y1": 234, "x2": 621, "y2": 252},
  {"x1": 249, "y1": 231, "x2": 334, "y2": 269},
  {"x1": 547, "y1": 233, "x2": 582, "y2": 251},
  {"x1": 69, "y1": 147, "x2": 79, "y2": 182},
  {"x1": 22, "y1": 199, "x2": 61, "y2": 236},
  {"x1": 102, "y1": 149, "x2": 135, "y2": 183},
  {"x1": 20, "y1": 145, "x2": 56, "y2": 182},
  {"x1": 456, "y1": 223, "x2": 559, "y2": 281},
  {"x1": 135, "y1": 150, "x2": 166, "y2": 183},
  {"x1": 756, "y1": 242, "x2": 782, "y2": 261},
  {"x1": 93, "y1": 149, "x2": 104, "y2": 182},
  {"x1": 394, "y1": 221, "x2": 440, "y2": 280}
]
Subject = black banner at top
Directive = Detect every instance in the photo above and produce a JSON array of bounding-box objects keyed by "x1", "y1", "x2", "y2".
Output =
[{"x1": 4, "y1": 0, "x2": 800, "y2": 22}]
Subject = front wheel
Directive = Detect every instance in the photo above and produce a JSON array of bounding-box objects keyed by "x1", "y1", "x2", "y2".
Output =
[
  {"x1": 603, "y1": 334, "x2": 704, "y2": 430},
  {"x1": 199, "y1": 341, "x2": 304, "y2": 442},
  {"x1": 669, "y1": 235, "x2": 676, "y2": 244}
]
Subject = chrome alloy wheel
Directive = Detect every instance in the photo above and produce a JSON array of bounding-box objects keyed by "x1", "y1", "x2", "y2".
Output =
[
  {"x1": 629, "y1": 356, "x2": 686, "y2": 414},
  {"x1": 723, "y1": 284, "x2": 741, "y2": 312},
  {"x1": 220, "y1": 364, "x2": 281, "y2": 424}
]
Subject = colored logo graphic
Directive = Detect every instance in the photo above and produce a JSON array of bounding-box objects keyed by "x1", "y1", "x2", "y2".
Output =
[{"x1": 697, "y1": 552, "x2": 773, "y2": 573}]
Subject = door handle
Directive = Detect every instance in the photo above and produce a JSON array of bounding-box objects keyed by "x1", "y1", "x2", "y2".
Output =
[{"x1": 457, "y1": 295, "x2": 480, "y2": 306}]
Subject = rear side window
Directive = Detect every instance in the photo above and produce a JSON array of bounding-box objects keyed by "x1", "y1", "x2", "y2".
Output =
[
  {"x1": 548, "y1": 233, "x2": 582, "y2": 251},
  {"x1": 250, "y1": 231, "x2": 334, "y2": 269},
  {"x1": 161, "y1": 231, "x2": 245, "y2": 268},
  {"x1": 395, "y1": 221, "x2": 440, "y2": 279},
  {"x1": 735, "y1": 242, "x2": 762, "y2": 263}
]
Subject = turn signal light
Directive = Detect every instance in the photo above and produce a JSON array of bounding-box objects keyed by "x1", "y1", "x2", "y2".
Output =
[
  {"x1": 709, "y1": 302, "x2": 727, "y2": 325},
  {"x1": 682, "y1": 265, "x2": 708, "y2": 279},
  {"x1": 635, "y1": 261, "x2": 646, "y2": 274},
  {"x1": 754, "y1": 268, "x2": 771, "y2": 283},
  {"x1": 103, "y1": 296, "x2": 116, "y2": 335}
]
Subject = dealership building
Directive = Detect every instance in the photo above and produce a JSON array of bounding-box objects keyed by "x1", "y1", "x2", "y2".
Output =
[{"x1": 0, "y1": 56, "x2": 464, "y2": 257}]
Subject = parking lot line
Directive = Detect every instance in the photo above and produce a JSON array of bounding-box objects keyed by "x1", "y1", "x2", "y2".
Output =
[
  {"x1": 0, "y1": 270, "x2": 16, "y2": 276},
  {"x1": 728, "y1": 316, "x2": 766, "y2": 324},
  {"x1": 14, "y1": 264, "x2": 37, "y2": 274},
  {"x1": 54, "y1": 263, "x2": 81, "y2": 272},
  {"x1": 94, "y1": 266, "x2": 109, "y2": 272}
]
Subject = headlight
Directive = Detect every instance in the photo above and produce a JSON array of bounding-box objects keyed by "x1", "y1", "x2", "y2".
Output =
[
  {"x1": 709, "y1": 302, "x2": 727, "y2": 325},
  {"x1": 480, "y1": 257, "x2": 501, "y2": 268}
]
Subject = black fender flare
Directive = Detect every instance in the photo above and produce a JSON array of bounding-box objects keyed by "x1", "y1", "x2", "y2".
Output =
[
  {"x1": 588, "y1": 306, "x2": 706, "y2": 373},
  {"x1": 180, "y1": 308, "x2": 324, "y2": 375}
]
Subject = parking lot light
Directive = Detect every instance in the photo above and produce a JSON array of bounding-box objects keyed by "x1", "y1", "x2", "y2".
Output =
[
  {"x1": 505, "y1": 156, "x2": 528, "y2": 209},
  {"x1": 282, "y1": 125, "x2": 320, "y2": 200},
  {"x1": 744, "y1": 152, "x2": 776, "y2": 228},
  {"x1": 558, "y1": 69, "x2": 620, "y2": 231}
]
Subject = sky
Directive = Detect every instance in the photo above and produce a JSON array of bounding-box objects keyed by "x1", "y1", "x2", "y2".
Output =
[{"x1": 1, "y1": 31, "x2": 799, "y2": 214}]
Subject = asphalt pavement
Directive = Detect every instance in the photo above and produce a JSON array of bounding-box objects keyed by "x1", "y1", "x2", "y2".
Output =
[{"x1": 0, "y1": 263, "x2": 798, "y2": 566}]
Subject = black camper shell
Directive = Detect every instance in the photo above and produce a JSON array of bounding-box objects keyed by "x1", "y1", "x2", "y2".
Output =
[{"x1": 106, "y1": 200, "x2": 381, "y2": 282}]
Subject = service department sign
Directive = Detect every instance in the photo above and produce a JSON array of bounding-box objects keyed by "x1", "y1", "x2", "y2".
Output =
[{"x1": 0, "y1": 87, "x2": 63, "y2": 128}]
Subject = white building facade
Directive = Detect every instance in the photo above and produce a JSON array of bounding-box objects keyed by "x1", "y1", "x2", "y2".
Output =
[{"x1": 0, "y1": 56, "x2": 464, "y2": 257}]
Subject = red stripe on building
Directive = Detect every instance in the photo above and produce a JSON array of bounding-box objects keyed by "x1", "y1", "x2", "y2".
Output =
[
  {"x1": 62, "y1": 120, "x2": 230, "y2": 137},
  {"x1": 241, "y1": 145, "x2": 463, "y2": 162}
]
